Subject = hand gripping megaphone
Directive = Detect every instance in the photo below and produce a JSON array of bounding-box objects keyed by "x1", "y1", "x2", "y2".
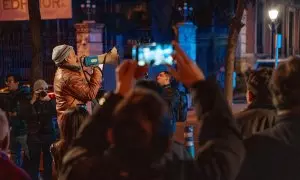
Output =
[{"x1": 83, "y1": 47, "x2": 119, "y2": 67}]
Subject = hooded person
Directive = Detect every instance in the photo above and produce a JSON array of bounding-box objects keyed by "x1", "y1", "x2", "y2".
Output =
[{"x1": 52, "y1": 44, "x2": 102, "y2": 128}]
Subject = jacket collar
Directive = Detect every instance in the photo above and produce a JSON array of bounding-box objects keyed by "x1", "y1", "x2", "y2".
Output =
[
  {"x1": 277, "y1": 108, "x2": 300, "y2": 124},
  {"x1": 59, "y1": 64, "x2": 81, "y2": 72},
  {"x1": 247, "y1": 101, "x2": 275, "y2": 110}
]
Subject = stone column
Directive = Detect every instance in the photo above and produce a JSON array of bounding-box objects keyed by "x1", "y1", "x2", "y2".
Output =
[
  {"x1": 74, "y1": 21, "x2": 104, "y2": 113},
  {"x1": 176, "y1": 22, "x2": 197, "y2": 62},
  {"x1": 75, "y1": 21, "x2": 105, "y2": 58},
  {"x1": 176, "y1": 22, "x2": 197, "y2": 109}
]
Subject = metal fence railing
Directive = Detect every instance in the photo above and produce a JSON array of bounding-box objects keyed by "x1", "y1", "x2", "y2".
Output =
[{"x1": 0, "y1": 28, "x2": 76, "y2": 87}]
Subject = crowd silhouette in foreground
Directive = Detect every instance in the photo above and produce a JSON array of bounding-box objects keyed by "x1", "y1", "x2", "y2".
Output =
[{"x1": 1, "y1": 42, "x2": 300, "y2": 180}]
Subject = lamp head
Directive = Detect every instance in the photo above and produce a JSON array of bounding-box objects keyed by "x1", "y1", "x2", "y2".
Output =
[{"x1": 269, "y1": 9, "x2": 279, "y2": 21}]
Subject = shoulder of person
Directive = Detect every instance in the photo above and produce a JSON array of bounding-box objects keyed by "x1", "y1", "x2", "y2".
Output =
[
  {"x1": 0, "y1": 154, "x2": 31, "y2": 180},
  {"x1": 50, "y1": 141, "x2": 64, "y2": 156},
  {"x1": 17, "y1": 92, "x2": 32, "y2": 104},
  {"x1": 50, "y1": 142, "x2": 58, "y2": 154},
  {"x1": 62, "y1": 146, "x2": 90, "y2": 164}
]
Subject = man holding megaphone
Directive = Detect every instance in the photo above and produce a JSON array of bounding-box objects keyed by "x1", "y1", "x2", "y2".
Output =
[{"x1": 52, "y1": 44, "x2": 105, "y2": 129}]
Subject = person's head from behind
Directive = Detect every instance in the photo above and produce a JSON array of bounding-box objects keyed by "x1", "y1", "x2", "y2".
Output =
[
  {"x1": 270, "y1": 56, "x2": 300, "y2": 110},
  {"x1": 156, "y1": 71, "x2": 171, "y2": 86},
  {"x1": 6, "y1": 74, "x2": 20, "y2": 91},
  {"x1": 112, "y1": 89, "x2": 169, "y2": 165},
  {"x1": 0, "y1": 109, "x2": 9, "y2": 152},
  {"x1": 60, "y1": 107, "x2": 88, "y2": 147},
  {"x1": 246, "y1": 67, "x2": 273, "y2": 104},
  {"x1": 135, "y1": 80, "x2": 175, "y2": 134},
  {"x1": 52, "y1": 45, "x2": 79, "y2": 67}
]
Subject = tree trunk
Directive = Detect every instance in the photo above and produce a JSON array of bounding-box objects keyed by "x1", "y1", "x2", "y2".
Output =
[
  {"x1": 224, "y1": 0, "x2": 245, "y2": 106},
  {"x1": 28, "y1": 0, "x2": 43, "y2": 85}
]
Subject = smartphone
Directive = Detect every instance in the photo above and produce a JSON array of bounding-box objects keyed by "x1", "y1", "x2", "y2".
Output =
[{"x1": 132, "y1": 43, "x2": 174, "y2": 66}]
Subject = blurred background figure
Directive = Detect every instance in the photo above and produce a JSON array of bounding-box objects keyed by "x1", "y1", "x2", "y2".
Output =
[
  {"x1": 156, "y1": 71, "x2": 180, "y2": 132},
  {"x1": 3, "y1": 74, "x2": 30, "y2": 169},
  {"x1": 235, "y1": 68, "x2": 276, "y2": 139},
  {"x1": 237, "y1": 57, "x2": 300, "y2": 180},
  {"x1": 0, "y1": 109, "x2": 31, "y2": 180},
  {"x1": 26, "y1": 79, "x2": 57, "y2": 180},
  {"x1": 50, "y1": 107, "x2": 88, "y2": 179}
]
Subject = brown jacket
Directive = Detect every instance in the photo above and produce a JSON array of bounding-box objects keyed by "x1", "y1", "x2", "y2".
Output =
[{"x1": 54, "y1": 67, "x2": 101, "y2": 127}]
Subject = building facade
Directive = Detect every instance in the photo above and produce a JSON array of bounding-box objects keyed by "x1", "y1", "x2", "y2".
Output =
[{"x1": 238, "y1": 0, "x2": 300, "y2": 65}]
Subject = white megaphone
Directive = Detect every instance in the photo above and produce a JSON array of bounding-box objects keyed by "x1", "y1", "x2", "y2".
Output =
[{"x1": 83, "y1": 47, "x2": 119, "y2": 67}]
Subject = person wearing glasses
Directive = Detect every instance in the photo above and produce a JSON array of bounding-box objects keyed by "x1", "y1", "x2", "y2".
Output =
[
  {"x1": 3, "y1": 74, "x2": 30, "y2": 169},
  {"x1": 26, "y1": 79, "x2": 57, "y2": 180}
]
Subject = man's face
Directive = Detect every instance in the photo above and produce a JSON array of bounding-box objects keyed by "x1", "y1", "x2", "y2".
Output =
[
  {"x1": 66, "y1": 50, "x2": 79, "y2": 66},
  {"x1": 6, "y1": 76, "x2": 19, "y2": 91},
  {"x1": 156, "y1": 72, "x2": 170, "y2": 86}
]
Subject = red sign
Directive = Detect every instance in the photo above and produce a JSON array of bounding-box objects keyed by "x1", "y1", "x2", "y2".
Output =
[{"x1": 0, "y1": 0, "x2": 72, "y2": 21}]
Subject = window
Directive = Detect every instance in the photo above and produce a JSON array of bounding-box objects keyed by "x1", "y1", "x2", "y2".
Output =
[
  {"x1": 288, "y1": 11, "x2": 295, "y2": 56},
  {"x1": 256, "y1": 1, "x2": 264, "y2": 53}
]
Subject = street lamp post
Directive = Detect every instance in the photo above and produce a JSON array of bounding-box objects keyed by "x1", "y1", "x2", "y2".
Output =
[
  {"x1": 268, "y1": 9, "x2": 279, "y2": 59},
  {"x1": 81, "y1": 0, "x2": 96, "y2": 21}
]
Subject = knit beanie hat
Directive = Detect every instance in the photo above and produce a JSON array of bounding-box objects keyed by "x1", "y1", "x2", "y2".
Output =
[
  {"x1": 33, "y1": 79, "x2": 48, "y2": 92},
  {"x1": 52, "y1": 45, "x2": 73, "y2": 65}
]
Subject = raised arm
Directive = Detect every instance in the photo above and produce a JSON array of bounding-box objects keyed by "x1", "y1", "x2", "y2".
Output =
[
  {"x1": 192, "y1": 79, "x2": 244, "y2": 180},
  {"x1": 169, "y1": 41, "x2": 244, "y2": 180}
]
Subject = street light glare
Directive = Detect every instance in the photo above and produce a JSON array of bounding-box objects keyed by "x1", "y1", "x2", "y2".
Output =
[{"x1": 269, "y1": 9, "x2": 279, "y2": 21}]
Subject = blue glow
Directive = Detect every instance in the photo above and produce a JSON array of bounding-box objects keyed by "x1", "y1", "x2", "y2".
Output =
[
  {"x1": 132, "y1": 44, "x2": 174, "y2": 66},
  {"x1": 178, "y1": 23, "x2": 197, "y2": 62},
  {"x1": 132, "y1": 48, "x2": 137, "y2": 60}
]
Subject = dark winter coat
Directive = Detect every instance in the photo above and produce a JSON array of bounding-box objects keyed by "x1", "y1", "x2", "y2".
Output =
[
  {"x1": 26, "y1": 99, "x2": 57, "y2": 139},
  {"x1": 235, "y1": 101, "x2": 277, "y2": 139},
  {"x1": 3, "y1": 87, "x2": 30, "y2": 137},
  {"x1": 237, "y1": 111, "x2": 300, "y2": 180}
]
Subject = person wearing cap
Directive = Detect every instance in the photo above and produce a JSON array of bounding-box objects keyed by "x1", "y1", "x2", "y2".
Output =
[
  {"x1": 235, "y1": 67, "x2": 276, "y2": 139},
  {"x1": 24, "y1": 79, "x2": 57, "y2": 180},
  {"x1": 52, "y1": 45, "x2": 102, "y2": 128}
]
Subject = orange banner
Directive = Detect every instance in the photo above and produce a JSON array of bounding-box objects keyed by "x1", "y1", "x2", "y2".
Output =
[{"x1": 0, "y1": 0, "x2": 72, "y2": 21}]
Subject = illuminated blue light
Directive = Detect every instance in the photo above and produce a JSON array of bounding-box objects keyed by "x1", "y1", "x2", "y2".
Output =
[
  {"x1": 133, "y1": 44, "x2": 174, "y2": 66},
  {"x1": 132, "y1": 49, "x2": 137, "y2": 60},
  {"x1": 166, "y1": 56, "x2": 173, "y2": 64},
  {"x1": 178, "y1": 23, "x2": 197, "y2": 62}
]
